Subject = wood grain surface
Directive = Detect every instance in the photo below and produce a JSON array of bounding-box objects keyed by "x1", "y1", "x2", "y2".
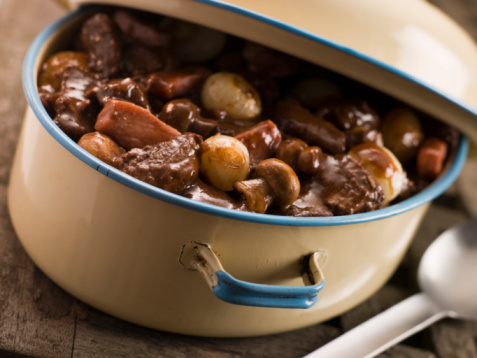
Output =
[{"x1": 1, "y1": 0, "x2": 477, "y2": 357}]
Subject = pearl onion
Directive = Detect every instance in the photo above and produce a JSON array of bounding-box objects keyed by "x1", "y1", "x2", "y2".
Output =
[
  {"x1": 200, "y1": 134, "x2": 250, "y2": 191},
  {"x1": 201, "y1": 72, "x2": 262, "y2": 119}
]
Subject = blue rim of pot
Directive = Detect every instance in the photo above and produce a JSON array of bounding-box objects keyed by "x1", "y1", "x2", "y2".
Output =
[{"x1": 23, "y1": 4, "x2": 469, "y2": 227}]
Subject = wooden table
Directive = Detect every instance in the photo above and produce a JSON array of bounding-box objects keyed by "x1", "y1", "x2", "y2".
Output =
[{"x1": 1, "y1": 0, "x2": 477, "y2": 357}]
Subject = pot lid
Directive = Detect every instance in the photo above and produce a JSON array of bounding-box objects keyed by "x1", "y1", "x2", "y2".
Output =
[{"x1": 57, "y1": 0, "x2": 477, "y2": 144}]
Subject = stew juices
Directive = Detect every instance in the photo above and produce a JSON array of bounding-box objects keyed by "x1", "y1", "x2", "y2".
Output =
[{"x1": 38, "y1": 7, "x2": 456, "y2": 217}]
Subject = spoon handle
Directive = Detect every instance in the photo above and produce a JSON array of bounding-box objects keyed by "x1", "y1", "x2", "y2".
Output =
[{"x1": 304, "y1": 293, "x2": 449, "y2": 358}]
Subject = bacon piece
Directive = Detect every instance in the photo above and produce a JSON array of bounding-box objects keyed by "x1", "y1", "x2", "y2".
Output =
[
  {"x1": 145, "y1": 67, "x2": 210, "y2": 99},
  {"x1": 235, "y1": 120, "x2": 282, "y2": 168},
  {"x1": 95, "y1": 99, "x2": 180, "y2": 150}
]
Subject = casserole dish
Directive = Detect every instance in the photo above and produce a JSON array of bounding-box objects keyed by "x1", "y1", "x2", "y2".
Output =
[{"x1": 7, "y1": 0, "x2": 477, "y2": 337}]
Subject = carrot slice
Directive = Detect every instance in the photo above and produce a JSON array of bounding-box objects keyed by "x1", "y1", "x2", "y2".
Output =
[{"x1": 416, "y1": 137, "x2": 448, "y2": 180}]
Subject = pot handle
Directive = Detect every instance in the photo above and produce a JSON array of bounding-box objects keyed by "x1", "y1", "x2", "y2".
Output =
[{"x1": 179, "y1": 241, "x2": 326, "y2": 309}]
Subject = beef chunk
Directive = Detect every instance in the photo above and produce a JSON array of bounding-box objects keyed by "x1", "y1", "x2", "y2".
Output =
[
  {"x1": 121, "y1": 43, "x2": 178, "y2": 76},
  {"x1": 273, "y1": 100, "x2": 346, "y2": 154},
  {"x1": 279, "y1": 178, "x2": 333, "y2": 217},
  {"x1": 80, "y1": 13, "x2": 121, "y2": 78},
  {"x1": 114, "y1": 134, "x2": 202, "y2": 193},
  {"x1": 113, "y1": 10, "x2": 170, "y2": 48},
  {"x1": 61, "y1": 66, "x2": 105, "y2": 102},
  {"x1": 319, "y1": 99, "x2": 380, "y2": 131},
  {"x1": 96, "y1": 77, "x2": 150, "y2": 109},
  {"x1": 242, "y1": 41, "x2": 300, "y2": 78},
  {"x1": 42, "y1": 66, "x2": 104, "y2": 140},
  {"x1": 145, "y1": 67, "x2": 210, "y2": 99},
  {"x1": 53, "y1": 96, "x2": 95, "y2": 140},
  {"x1": 182, "y1": 179, "x2": 244, "y2": 210},
  {"x1": 235, "y1": 120, "x2": 282, "y2": 168},
  {"x1": 40, "y1": 66, "x2": 104, "y2": 109},
  {"x1": 314, "y1": 154, "x2": 384, "y2": 215},
  {"x1": 279, "y1": 155, "x2": 383, "y2": 216}
]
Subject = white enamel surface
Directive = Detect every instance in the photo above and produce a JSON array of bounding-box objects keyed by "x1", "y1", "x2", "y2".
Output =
[
  {"x1": 56, "y1": 0, "x2": 477, "y2": 142},
  {"x1": 8, "y1": 108, "x2": 429, "y2": 336}
]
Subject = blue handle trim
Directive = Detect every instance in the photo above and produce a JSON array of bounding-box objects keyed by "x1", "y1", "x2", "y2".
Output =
[{"x1": 213, "y1": 270, "x2": 325, "y2": 309}]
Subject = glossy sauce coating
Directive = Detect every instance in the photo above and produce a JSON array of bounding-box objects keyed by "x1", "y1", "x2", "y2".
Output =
[{"x1": 37, "y1": 6, "x2": 458, "y2": 216}]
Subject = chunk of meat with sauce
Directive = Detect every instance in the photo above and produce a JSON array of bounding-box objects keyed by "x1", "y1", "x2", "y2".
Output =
[
  {"x1": 53, "y1": 96, "x2": 95, "y2": 141},
  {"x1": 273, "y1": 100, "x2": 346, "y2": 154},
  {"x1": 235, "y1": 120, "x2": 282, "y2": 168},
  {"x1": 318, "y1": 99, "x2": 382, "y2": 150},
  {"x1": 40, "y1": 66, "x2": 104, "y2": 136},
  {"x1": 114, "y1": 134, "x2": 202, "y2": 194},
  {"x1": 159, "y1": 99, "x2": 218, "y2": 138},
  {"x1": 40, "y1": 66, "x2": 104, "y2": 110},
  {"x1": 145, "y1": 67, "x2": 211, "y2": 99},
  {"x1": 113, "y1": 9, "x2": 170, "y2": 48},
  {"x1": 80, "y1": 13, "x2": 121, "y2": 78},
  {"x1": 121, "y1": 43, "x2": 178, "y2": 76},
  {"x1": 242, "y1": 41, "x2": 300, "y2": 78},
  {"x1": 96, "y1": 77, "x2": 150, "y2": 109},
  {"x1": 182, "y1": 179, "x2": 245, "y2": 210},
  {"x1": 279, "y1": 178, "x2": 333, "y2": 217},
  {"x1": 80, "y1": 13, "x2": 121, "y2": 77},
  {"x1": 319, "y1": 99, "x2": 380, "y2": 131},
  {"x1": 313, "y1": 154, "x2": 385, "y2": 215},
  {"x1": 95, "y1": 99, "x2": 180, "y2": 150}
]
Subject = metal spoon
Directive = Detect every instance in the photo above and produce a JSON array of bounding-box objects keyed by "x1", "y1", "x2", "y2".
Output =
[{"x1": 304, "y1": 218, "x2": 477, "y2": 358}]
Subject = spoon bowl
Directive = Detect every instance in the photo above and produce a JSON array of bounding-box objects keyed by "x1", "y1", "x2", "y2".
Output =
[
  {"x1": 305, "y1": 218, "x2": 477, "y2": 358},
  {"x1": 419, "y1": 218, "x2": 477, "y2": 320}
]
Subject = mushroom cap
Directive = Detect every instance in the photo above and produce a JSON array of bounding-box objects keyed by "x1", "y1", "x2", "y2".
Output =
[
  {"x1": 233, "y1": 178, "x2": 273, "y2": 214},
  {"x1": 255, "y1": 158, "x2": 300, "y2": 207}
]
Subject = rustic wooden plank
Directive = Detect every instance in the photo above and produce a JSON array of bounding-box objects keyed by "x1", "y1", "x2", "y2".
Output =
[
  {"x1": 71, "y1": 306, "x2": 340, "y2": 358},
  {"x1": 0, "y1": 188, "x2": 77, "y2": 358},
  {"x1": 0, "y1": 1, "x2": 75, "y2": 357},
  {"x1": 427, "y1": 320, "x2": 477, "y2": 358},
  {"x1": 377, "y1": 345, "x2": 437, "y2": 358}
]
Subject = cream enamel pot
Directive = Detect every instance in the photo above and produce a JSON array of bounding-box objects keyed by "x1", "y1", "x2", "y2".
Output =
[{"x1": 7, "y1": 1, "x2": 477, "y2": 337}]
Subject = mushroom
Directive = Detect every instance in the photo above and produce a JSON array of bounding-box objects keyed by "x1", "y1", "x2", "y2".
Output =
[
  {"x1": 276, "y1": 138, "x2": 325, "y2": 176},
  {"x1": 275, "y1": 138, "x2": 308, "y2": 171},
  {"x1": 78, "y1": 131, "x2": 125, "y2": 166},
  {"x1": 234, "y1": 158, "x2": 300, "y2": 214},
  {"x1": 296, "y1": 146, "x2": 325, "y2": 175},
  {"x1": 160, "y1": 99, "x2": 218, "y2": 138}
]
